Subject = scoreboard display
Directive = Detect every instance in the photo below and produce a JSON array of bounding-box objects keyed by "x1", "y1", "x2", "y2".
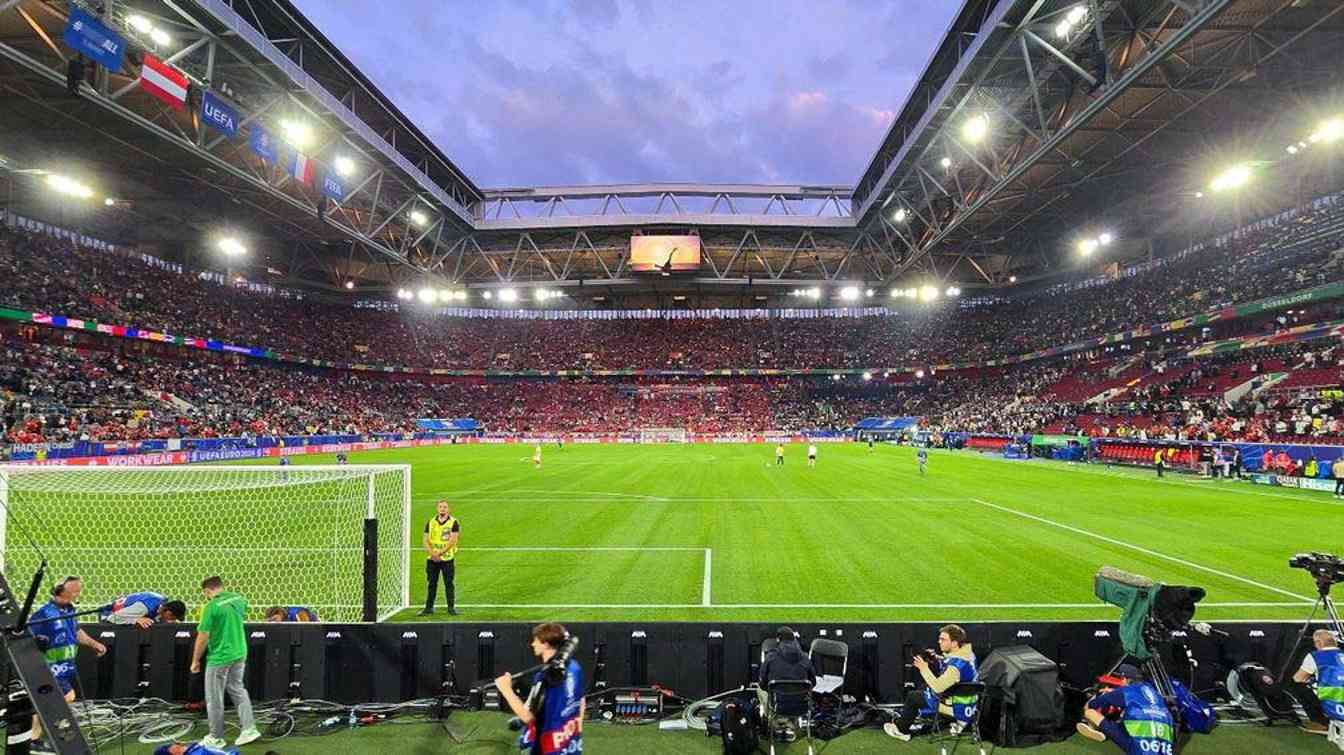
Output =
[{"x1": 629, "y1": 235, "x2": 701, "y2": 273}]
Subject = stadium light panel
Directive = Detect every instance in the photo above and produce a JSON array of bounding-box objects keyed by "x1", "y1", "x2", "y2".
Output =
[
  {"x1": 918, "y1": 285, "x2": 939, "y2": 302},
  {"x1": 1098, "y1": 232, "x2": 1114, "y2": 245},
  {"x1": 483, "y1": 291, "x2": 493, "y2": 300},
  {"x1": 839, "y1": 286, "x2": 860, "y2": 301},
  {"x1": 865, "y1": 289, "x2": 874, "y2": 298},
  {"x1": 905, "y1": 288, "x2": 917, "y2": 298},
  {"x1": 333, "y1": 156, "x2": 357, "y2": 177},
  {"x1": 1314, "y1": 118, "x2": 1343, "y2": 144},
  {"x1": 1286, "y1": 145, "x2": 1299, "y2": 155},
  {"x1": 915, "y1": 370, "x2": 925, "y2": 379},
  {"x1": 946, "y1": 286, "x2": 961, "y2": 297},
  {"x1": 807, "y1": 287, "x2": 821, "y2": 300},
  {"x1": 893, "y1": 207, "x2": 908, "y2": 223},
  {"x1": 279, "y1": 118, "x2": 313, "y2": 149},
  {"x1": 45, "y1": 174, "x2": 93, "y2": 199},
  {"x1": 1055, "y1": 19, "x2": 1071, "y2": 38},
  {"x1": 454, "y1": 290, "x2": 468, "y2": 301},
  {"x1": 1209, "y1": 163, "x2": 1251, "y2": 193},
  {"x1": 499, "y1": 288, "x2": 518, "y2": 303},
  {"x1": 149, "y1": 28, "x2": 171, "y2": 47},
  {"x1": 127, "y1": 14, "x2": 153, "y2": 33},
  {"x1": 862, "y1": 371, "x2": 872, "y2": 381},
  {"x1": 1009, "y1": 275, "x2": 1018, "y2": 283},
  {"x1": 416, "y1": 287, "x2": 436, "y2": 304},
  {"x1": 962, "y1": 114, "x2": 989, "y2": 144},
  {"x1": 344, "y1": 281, "x2": 355, "y2": 290},
  {"x1": 1079, "y1": 238, "x2": 1099, "y2": 255},
  {"x1": 103, "y1": 197, "x2": 115, "y2": 206},
  {"x1": 217, "y1": 237, "x2": 246, "y2": 257},
  {"x1": 409, "y1": 209, "x2": 428, "y2": 227},
  {"x1": 1066, "y1": 5, "x2": 1087, "y2": 24},
  {"x1": 438, "y1": 289, "x2": 454, "y2": 303},
  {"x1": 940, "y1": 156, "x2": 952, "y2": 169},
  {"x1": 831, "y1": 374, "x2": 841, "y2": 381}
]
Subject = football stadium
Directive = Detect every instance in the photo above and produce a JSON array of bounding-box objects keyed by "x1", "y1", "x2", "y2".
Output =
[{"x1": 2, "y1": 0, "x2": 1344, "y2": 752}]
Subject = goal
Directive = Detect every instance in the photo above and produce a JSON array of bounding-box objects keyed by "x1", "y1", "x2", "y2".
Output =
[
  {"x1": 637, "y1": 428, "x2": 688, "y2": 443},
  {"x1": 0, "y1": 465, "x2": 410, "y2": 622}
]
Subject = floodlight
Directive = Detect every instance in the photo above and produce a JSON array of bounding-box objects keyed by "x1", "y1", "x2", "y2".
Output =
[
  {"x1": 279, "y1": 118, "x2": 313, "y2": 149},
  {"x1": 831, "y1": 374, "x2": 841, "y2": 381},
  {"x1": 915, "y1": 370, "x2": 925, "y2": 379},
  {"x1": 962, "y1": 114, "x2": 989, "y2": 144},
  {"x1": 103, "y1": 197, "x2": 115, "y2": 206},
  {"x1": 217, "y1": 237, "x2": 246, "y2": 257},
  {"x1": 1079, "y1": 238, "x2": 1099, "y2": 255},
  {"x1": 919, "y1": 285, "x2": 939, "y2": 302},
  {"x1": 1286, "y1": 145, "x2": 1299, "y2": 155},
  {"x1": 940, "y1": 156, "x2": 952, "y2": 169},
  {"x1": 149, "y1": 28, "x2": 171, "y2": 47},
  {"x1": 1067, "y1": 5, "x2": 1087, "y2": 24},
  {"x1": 409, "y1": 209, "x2": 428, "y2": 227},
  {"x1": 534, "y1": 288, "x2": 549, "y2": 301},
  {"x1": 344, "y1": 281, "x2": 355, "y2": 290},
  {"x1": 839, "y1": 286, "x2": 860, "y2": 301},
  {"x1": 483, "y1": 291, "x2": 493, "y2": 300},
  {"x1": 1009, "y1": 275, "x2": 1018, "y2": 283},
  {"x1": 889, "y1": 289, "x2": 902, "y2": 298},
  {"x1": 893, "y1": 207, "x2": 908, "y2": 223},
  {"x1": 807, "y1": 287, "x2": 821, "y2": 299},
  {"x1": 1209, "y1": 163, "x2": 1251, "y2": 193},
  {"x1": 454, "y1": 290, "x2": 468, "y2": 301},
  {"x1": 1098, "y1": 232, "x2": 1114, "y2": 245},
  {"x1": 905, "y1": 287, "x2": 917, "y2": 298},
  {"x1": 946, "y1": 286, "x2": 961, "y2": 297},
  {"x1": 333, "y1": 155, "x2": 357, "y2": 177},
  {"x1": 127, "y1": 14, "x2": 153, "y2": 33},
  {"x1": 1055, "y1": 19, "x2": 1071, "y2": 38},
  {"x1": 862, "y1": 371, "x2": 872, "y2": 381},
  {"x1": 1314, "y1": 118, "x2": 1343, "y2": 144},
  {"x1": 438, "y1": 289, "x2": 454, "y2": 303},
  {"x1": 45, "y1": 174, "x2": 93, "y2": 199},
  {"x1": 417, "y1": 287, "x2": 436, "y2": 304},
  {"x1": 499, "y1": 288, "x2": 518, "y2": 303},
  {"x1": 865, "y1": 289, "x2": 874, "y2": 297}
]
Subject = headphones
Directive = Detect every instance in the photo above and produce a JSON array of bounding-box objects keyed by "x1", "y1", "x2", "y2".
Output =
[{"x1": 51, "y1": 575, "x2": 80, "y2": 597}]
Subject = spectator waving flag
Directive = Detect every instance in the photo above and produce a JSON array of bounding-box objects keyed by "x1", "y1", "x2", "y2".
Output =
[
  {"x1": 139, "y1": 53, "x2": 187, "y2": 110},
  {"x1": 287, "y1": 150, "x2": 316, "y2": 186}
]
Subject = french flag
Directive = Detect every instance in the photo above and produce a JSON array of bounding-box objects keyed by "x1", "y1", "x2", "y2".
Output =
[
  {"x1": 139, "y1": 53, "x2": 188, "y2": 110},
  {"x1": 287, "y1": 151, "x2": 315, "y2": 185}
]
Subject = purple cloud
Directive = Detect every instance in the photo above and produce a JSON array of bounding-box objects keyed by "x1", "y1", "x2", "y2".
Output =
[{"x1": 291, "y1": 0, "x2": 957, "y2": 187}]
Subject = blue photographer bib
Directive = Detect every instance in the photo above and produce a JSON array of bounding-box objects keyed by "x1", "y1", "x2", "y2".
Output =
[
  {"x1": 1119, "y1": 683, "x2": 1175, "y2": 755},
  {"x1": 1312, "y1": 649, "x2": 1344, "y2": 721}
]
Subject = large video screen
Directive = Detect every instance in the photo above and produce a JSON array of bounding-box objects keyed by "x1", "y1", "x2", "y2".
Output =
[{"x1": 629, "y1": 235, "x2": 701, "y2": 273}]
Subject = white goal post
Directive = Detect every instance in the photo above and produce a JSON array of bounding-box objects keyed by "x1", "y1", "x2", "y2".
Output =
[
  {"x1": 0, "y1": 465, "x2": 411, "y2": 623},
  {"x1": 637, "y1": 428, "x2": 688, "y2": 443}
]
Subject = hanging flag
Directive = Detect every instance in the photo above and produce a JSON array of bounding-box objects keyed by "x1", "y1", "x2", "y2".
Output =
[
  {"x1": 139, "y1": 53, "x2": 187, "y2": 110},
  {"x1": 63, "y1": 7, "x2": 125, "y2": 73},
  {"x1": 249, "y1": 126, "x2": 277, "y2": 164},
  {"x1": 287, "y1": 150, "x2": 315, "y2": 185},
  {"x1": 199, "y1": 90, "x2": 239, "y2": 137},
  {"x1": 321, "y1": 171, "x2": 344, "y2": 201}
]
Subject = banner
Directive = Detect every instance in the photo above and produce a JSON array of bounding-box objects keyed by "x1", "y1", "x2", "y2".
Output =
[
  {"x1": 249, "y1": 126, "x2": 278, "y2": 164},
  {"x1": 139, "y1": 54, "x2": 188, "y2": 110},
  {"x1": 321, "y1": 172, "x2": 344, "y2": 201},
  {"x1": 63, "y1": 7, "x2": 125, "y2": 73},
  {"x1": 200, "y1": 90, "x2": 239, "y2": 138}
]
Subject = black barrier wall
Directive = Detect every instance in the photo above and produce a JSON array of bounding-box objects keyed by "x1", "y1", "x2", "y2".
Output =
[{"x1": 71, "y1": 621, "x2": 1326, "y2": 703}]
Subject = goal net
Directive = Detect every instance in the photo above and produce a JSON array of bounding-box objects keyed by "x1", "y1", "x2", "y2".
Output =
[
  {"x1": 637, "y1": 428, "x2": 688, "y2": 443},
  {"x1": 0, "y1": 465, "x2": 410, "y2": 622}
]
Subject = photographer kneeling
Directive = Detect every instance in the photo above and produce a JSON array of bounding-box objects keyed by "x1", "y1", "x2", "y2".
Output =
[
  {"x1": 884, "y1": 624, "x2": 978, "y2": 742},
  {"x1": 495, "y1": 623, "x2": 585, "y2": 755},
  {"x1": 1289, "y1": 628, "x2": 1343, "y2": 736},
  {"x1": 1077, "y1": 664, "x2": 1174, "y2": 754}
]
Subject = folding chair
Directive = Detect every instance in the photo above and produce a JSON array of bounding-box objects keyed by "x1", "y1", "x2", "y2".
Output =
[
  {"x1": 765, "y1": 679, "x2": 815, "y2": 755},
  {"x1": 1328, "y1": 719, "x2": 1344, "y2": 751},
  {"x1": 808, "y1": 638, "x2": 848, "y2": 694},
  {"x1": 928, "y1": 681, "x2": 988, "y2": 755}
]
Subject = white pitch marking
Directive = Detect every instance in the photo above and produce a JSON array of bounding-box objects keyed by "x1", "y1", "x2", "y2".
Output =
[
  {"x1": 969, "y1": 497, "x2": 1312, "y2": 602},
  {"x1": 703, "y1": 548, "x2": 713, "y2": 607}
]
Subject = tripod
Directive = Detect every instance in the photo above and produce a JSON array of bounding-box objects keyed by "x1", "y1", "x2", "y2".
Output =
[{"x1": 1276, "y1": 572, "x2": 1344, "y2": 684}]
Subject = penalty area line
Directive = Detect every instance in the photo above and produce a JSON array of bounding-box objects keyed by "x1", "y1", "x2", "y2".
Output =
[
  {"x1": 450, "y1": 601, "x2": 1311, "y2": 609},
  {"x1": 969, "y1": 497, "x2": 1312, "y2": 602}
]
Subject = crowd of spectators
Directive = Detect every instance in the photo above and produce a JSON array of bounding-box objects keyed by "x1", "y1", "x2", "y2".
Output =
[{"x1": 3, "y1": 191, "x2": 1344, "y2": 372}]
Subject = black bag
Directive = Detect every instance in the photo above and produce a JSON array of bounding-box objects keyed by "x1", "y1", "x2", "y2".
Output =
[
  {"x1": 978, "y1": 645, "x2": 1073, "y2": 747},
  {"x1": 1233, "y1": 662, "x2": 1299, "y2": 724},
  {"x1": 719, "y1": 697, "x2": 760, "y2": 754}
]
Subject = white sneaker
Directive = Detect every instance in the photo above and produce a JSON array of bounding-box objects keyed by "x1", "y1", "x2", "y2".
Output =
[
  {"x1": 883, "y1": 722, "x2": 912, "y2": 741},
  {"x1": 235, "y1": 727, "x2": 262, "y2": 746},
  {"x1": 949, "y1": 721, "x2": 965, "y2": 736},
  {"x1": 200, "y1": 736, "x2": 229, "y2": 749}
]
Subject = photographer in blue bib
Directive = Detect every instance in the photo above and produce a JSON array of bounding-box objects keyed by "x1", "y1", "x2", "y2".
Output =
[
  {"x1": 1289, "y1": 628, "x2": 1343, "y2": 736},
  {"x1": 884, "y1": 624, "x2": 977, "y2": 741},
  {"x1": 1076, "y1": 664, "x2": 1175, "y2": 754}
]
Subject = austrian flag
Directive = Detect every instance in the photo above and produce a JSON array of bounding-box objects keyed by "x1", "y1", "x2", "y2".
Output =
[
  {"x1": 287, "y1": 151, "x2": 315, "y2": 185},
  {"x1": 139, "y1": 53, "x2": 187, "y2": 110}
]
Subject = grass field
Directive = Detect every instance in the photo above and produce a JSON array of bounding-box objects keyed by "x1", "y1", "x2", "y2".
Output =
[{"x1": 269, "y1": 441, "x2": 1336, "y2": 624}]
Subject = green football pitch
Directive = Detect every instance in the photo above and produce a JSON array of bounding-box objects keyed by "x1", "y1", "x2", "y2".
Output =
[{"x1": 273, "y1": 441, "x2": 1334, "y2": 624}]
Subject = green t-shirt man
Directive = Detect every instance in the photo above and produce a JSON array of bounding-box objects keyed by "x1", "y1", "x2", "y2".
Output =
[{"x1": 199, "y1": 590, "x2": 248, "y2": 667}]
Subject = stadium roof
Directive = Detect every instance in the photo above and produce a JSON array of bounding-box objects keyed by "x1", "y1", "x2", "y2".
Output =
[{"x1": 0, "y1": 0, "x2": 1341, "y2": 303}]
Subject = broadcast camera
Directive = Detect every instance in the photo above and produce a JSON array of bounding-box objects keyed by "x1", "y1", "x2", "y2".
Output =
[{"x1": 1289, "y1": 552, "x2": 1344, "y2": 595}]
